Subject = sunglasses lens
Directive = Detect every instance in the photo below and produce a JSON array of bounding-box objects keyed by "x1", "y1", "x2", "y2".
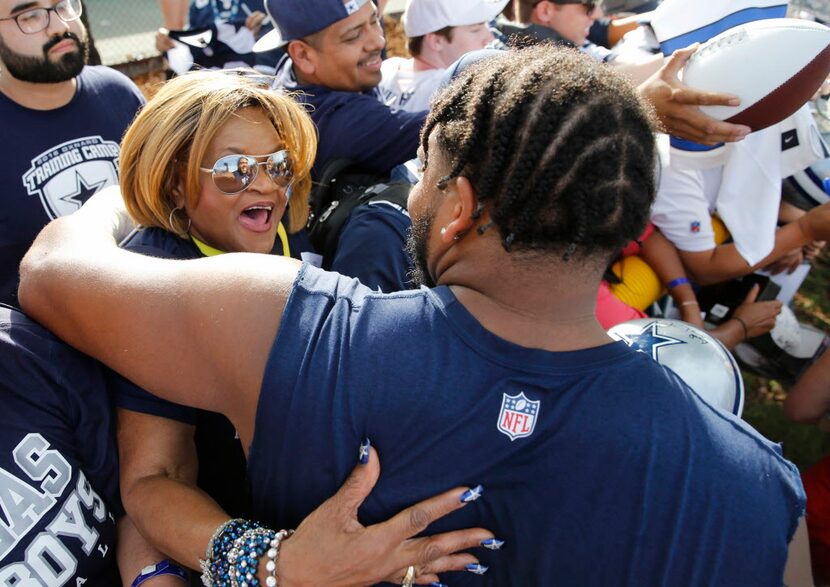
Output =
[
  {"x1": 212, "y1": 155, "x2": 256, "y2": 194},
  {"x1": 266, "y1": 151, "x2": 293, "y2": 188}
]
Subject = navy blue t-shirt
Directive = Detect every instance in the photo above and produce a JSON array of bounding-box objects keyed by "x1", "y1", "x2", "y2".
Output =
[
  {"x1": 330, "y1": 201, "x2": 413, "y2": 292},
  {"x1": 0, "y1": 307, "x2": 120, "y2": 585},
  {"x1": 115, "y1": 226, "x2": 311, "y2": 516},
  {"x1": 249, "y1": 265, "x2": 805, "y2": 586},
  {"x1": 0, "y1": 66, "x2": 144, "y2": 308}
]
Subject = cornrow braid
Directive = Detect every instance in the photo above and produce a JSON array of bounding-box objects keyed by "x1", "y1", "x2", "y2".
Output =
[
  {"x1": 437, "y1": 70, "x2": 502, "y2": 189},
  {"x1": 420, "y1": 75, "x2": 474, "y2": 173},
  {"x1": 422, "y1": 45, "x2": 658, "y2": 259}
]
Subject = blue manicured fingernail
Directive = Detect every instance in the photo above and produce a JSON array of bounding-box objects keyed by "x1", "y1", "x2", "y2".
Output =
[
  {"x1": 358, "y1": 438, "x2": 370, "y2": 465},
  {"x1": 429, "y1": 583, "x2": 448, "y2": 587},
  {"x1": 480, "y1": 538, "x2": 504, "y2": 551},
  {"x1": 465, "y1": 564, "x2": 488, "y2": 575},
  {"x1": 459, "y1": 485, "x2": 483, "y2": 503}
]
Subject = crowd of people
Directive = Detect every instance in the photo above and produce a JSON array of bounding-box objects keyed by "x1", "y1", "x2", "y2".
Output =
[{"x1": 2, "y1": 0, "x2": 830, "y2": 585}]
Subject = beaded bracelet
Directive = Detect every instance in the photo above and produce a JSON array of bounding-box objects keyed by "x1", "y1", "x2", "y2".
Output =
[
  {"x1": 201, "y1": 519, "x2": 293, "y2": 587},
  {"x1": 201, "y1": 519, "x2": 260, "y2": 587},
  {"x1": 229, "y1": 527, "x2": 275, "y2": 587},
  {"x1": 264, "y1": 529, "x2": 294, "y2": 587}
]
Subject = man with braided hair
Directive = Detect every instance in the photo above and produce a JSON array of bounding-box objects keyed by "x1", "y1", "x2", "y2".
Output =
[{"x1": 21, "y1": 45, "x2": 813, "y2": 585}]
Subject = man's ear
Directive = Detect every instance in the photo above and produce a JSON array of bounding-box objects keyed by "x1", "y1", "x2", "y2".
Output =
[
  {"x1": 440, "y1": 175, "x2": 479, "y2": 242},
  {"x1": 287, "y1": 40, "x2": 317, "y2": 77},
  {"x1": 424, "y1": 31, "x2": 448, "y2": 53},
  {"x1": 532, "y1": 1, "x2": 554, "y2": 25}
]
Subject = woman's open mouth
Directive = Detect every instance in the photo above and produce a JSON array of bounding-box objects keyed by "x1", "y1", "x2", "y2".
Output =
[{"x1": 239, "y1": 203, "x2": 274, "y2": 232}]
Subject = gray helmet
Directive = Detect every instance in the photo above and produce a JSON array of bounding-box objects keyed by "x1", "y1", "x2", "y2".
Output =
[{"x1": 608, "y1": 318, "x2": 745, "y2": 417}]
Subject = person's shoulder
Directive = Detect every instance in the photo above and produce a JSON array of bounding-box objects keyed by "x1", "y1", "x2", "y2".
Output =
[
  {"x1": 292, "y1": 264, "x2": 422, "y2": 305},
  {"x1": 1, "y1": 305, "x2": 71, "y2": 357},
  {"x1": 305, "y1": 86, "x2": 378, "y2": 110},
  {"x1": 0, "y1": 305, "x2": 105, "y2": 402},
  {"x1": 121, "y1": 227, "x2": 201, "y2": 260},
  {"x1": 77, "y1": 66, "x2": 145, "y2": 109},
  {"x1": 346, "y1": 200, "x2": 410, "y2": 232},
  {"x1": 498, "y1": 21, "x2": 566, "y2": 45},
  {"x1": 380, "y1": 56, "x2": 409, "y2": 77},
  {"x1": 80, "y1": 65, "x2": 141, "y2": 91},
  {"x1": 617, "y1": 347, "x2": 799, "y2": 469}
]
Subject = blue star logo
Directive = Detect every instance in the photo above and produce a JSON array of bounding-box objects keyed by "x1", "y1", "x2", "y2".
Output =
[
  {"x1": 358, "y1": 439, "x2": 370, "y2": 463},
  {"x1": 618, "y1": 321, "x2": 686, "y2": 361},
  {"x1": 460, "y1": 485, "x2": 483, "y2": 503},
  {"x1": 60, "y1": 171, "x2": 107, "y2": 210}
]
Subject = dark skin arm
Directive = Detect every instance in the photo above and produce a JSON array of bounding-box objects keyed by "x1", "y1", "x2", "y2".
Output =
[
  {"x1": 783, "y1": 350, "x2": 830, "y2": 424},
  {"x1": 639, "y1": 229, "x2": 704, "y2": 327},
  {"x1": 637, "y1": 45, "x2": 751, "y2": 146},
  {"x1": 638, "y1": 231, "x2": 781, "y2": 347},
  {"x1": 680, "y1": 202, "x2": 830, "y2": 285},
  {"x1": 19, "y1": 188, "x2": 494, "y2": 586}
]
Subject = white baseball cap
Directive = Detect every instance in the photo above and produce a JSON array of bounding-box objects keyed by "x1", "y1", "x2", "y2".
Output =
[{"x1": 403, "y1": 0, "x2": 509, "y2": 38}]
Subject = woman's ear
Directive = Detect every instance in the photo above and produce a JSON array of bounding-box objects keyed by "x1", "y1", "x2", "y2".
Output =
[{"x1": 173, "y1": 173, "x2": 186, "y2": 209}]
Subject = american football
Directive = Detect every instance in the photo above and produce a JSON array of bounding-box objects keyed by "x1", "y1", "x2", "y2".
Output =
[{"x1": 682, "y1": 18, "x2": 830, "y2": 131}]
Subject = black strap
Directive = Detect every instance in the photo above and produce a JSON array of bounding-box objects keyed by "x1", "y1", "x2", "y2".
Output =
[{"x1": 306, "y1": 159, "x2": 411, "y2": 266}]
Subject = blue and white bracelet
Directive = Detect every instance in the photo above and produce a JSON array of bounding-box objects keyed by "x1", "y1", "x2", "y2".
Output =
[
  {"x1": 132, "y1": 559, "x2": 189, "y2": 587},
  {"x1": 200, "y1": 519, "x2": 293, "y2": 587}
]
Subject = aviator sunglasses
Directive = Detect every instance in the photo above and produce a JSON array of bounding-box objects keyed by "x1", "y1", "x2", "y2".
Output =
[
  {"x1": 532, "y1": 0, "x2": 596, "y2": 14},
  {"x1": 200, "y1": 150, "x2": 293, "y2": 195}
]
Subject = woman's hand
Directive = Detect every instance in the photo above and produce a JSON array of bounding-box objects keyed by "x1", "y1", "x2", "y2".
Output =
[{"x1": 276, "y1": 443, "x2": 496, "y2": 587}]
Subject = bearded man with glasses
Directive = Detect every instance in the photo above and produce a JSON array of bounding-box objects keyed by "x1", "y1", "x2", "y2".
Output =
[{"x1": 0, "y1": 0, "x2": 145, "y2": 308}]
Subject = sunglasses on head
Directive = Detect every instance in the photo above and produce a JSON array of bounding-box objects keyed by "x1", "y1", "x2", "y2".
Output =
[
  {"x1": 200, "y1": 150, "x2": 293, "y2": 195},
  {"x1": 532, "y1": 0, "x2": 596, "y2": 14}
]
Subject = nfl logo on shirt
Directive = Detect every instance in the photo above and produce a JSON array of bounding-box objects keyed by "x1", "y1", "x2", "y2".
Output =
[{"x1": 497, "y1": 392, "x2": 540, "y2": 441}]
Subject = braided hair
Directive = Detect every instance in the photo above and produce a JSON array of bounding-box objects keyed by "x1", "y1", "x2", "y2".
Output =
[{"x1": 421, "y1": 45, "x2": 658, "y2": 260}]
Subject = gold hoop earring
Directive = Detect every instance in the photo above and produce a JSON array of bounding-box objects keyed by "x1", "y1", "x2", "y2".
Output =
[{"x1": 168, "y1": 206, "x2": 191, "y2": 237}]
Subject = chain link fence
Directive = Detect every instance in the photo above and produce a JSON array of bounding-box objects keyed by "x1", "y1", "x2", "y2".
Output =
[{"x1": 84, "y1": 0, "x2": 161, "y2": 67}]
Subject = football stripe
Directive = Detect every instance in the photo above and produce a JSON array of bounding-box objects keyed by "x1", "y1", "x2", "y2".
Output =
[{"x1": 726, "y1": 43, "x2": 830, "y2": 131}]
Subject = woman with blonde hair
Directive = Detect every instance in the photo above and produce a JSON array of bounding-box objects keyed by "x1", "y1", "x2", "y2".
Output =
[
  {"x1": 119, "y1": 68, "x2": 316, "y2": 258},
  {"x1": 113, "y1": 69, "x2": 319, "y2": 583}
]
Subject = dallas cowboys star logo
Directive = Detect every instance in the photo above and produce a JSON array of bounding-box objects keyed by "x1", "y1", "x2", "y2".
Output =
[
  {"x1": 618, "y1": 321, "x2": 686, "y2": 361},
  {"x1": 460, "y1": 485, "x2": 483, "y2": 503},
  {"x1": 358, "y1": 439, "x2": 370, "y2": 464},
  {"x1": 60, "y1": 170, "x2": 107, "y2": 209},
  {"x1": 466, "y1": 564, "x2": 489, "y2": 575}
]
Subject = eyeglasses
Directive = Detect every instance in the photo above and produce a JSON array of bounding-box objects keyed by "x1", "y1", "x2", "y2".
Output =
[
  {"x1": 199, "y1": 150, "x2": 293, "y2": 195},
  {"x1": 532, "y1": 0, "x2": 596, "y2": 15},
  {"x1": 0, "y1": 0, "x2": 83, "y2": 35}
]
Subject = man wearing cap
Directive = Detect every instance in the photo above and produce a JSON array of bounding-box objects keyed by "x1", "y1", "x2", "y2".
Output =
[
  {"x1": 253, "y1": 0, "x2": 428, "y2": 292},
  {"x1": 379, "y1": 0, "x2": 507, "y2": 113},
  {"x1": 0, "y1": 0, "x2": 145, "y2": 307},
  {"x1": 498, "y1": 0, "x2": 613, "y2": 61},
  {"x1": 256, "y1": 0, "x2": 425, "y2": 177}
]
